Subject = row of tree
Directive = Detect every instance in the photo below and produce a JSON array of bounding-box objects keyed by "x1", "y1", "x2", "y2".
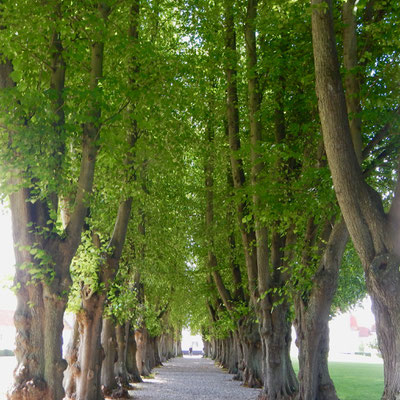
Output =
[
  {"x1": 0, "y1": 0, "x2": 398, "y2": 399},
  {"x1": 186, "y1": 0, "x2": 398, "y2": 399},
  {"x1": 0, "y1": 1, "x2": 192, "y2": 399}
]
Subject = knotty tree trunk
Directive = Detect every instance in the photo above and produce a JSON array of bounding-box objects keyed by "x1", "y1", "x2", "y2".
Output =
[
  {"x1": 69, "y1": 195, "x2": 133, "y2": 399},
  {"x1": 258, "y1": 305, "x2": 298, "y2": 400},
  {"x1": 258, "y1": 232, "x2": 298, "y2": 399},
  {"x1": 237, "y1": 319, "x2": 263, "y2": 388},
  {"x1": 312, "y1": 1, "x2": 400, "y2": 398}
]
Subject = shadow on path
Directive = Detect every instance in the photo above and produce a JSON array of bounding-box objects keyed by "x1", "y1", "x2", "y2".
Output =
[{"x1": 131, "y1": 356, "x2": 261, "y2": 400}]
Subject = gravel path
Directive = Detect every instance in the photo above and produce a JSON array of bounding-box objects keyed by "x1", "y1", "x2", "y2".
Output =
[{"x1": 131, "y1": 356, "x2": 261, "y2": 400}]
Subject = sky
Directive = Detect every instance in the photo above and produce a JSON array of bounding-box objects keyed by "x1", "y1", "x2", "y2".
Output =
[{"x1": 0, "y1": 208, "x2": 16, "y2": 310}]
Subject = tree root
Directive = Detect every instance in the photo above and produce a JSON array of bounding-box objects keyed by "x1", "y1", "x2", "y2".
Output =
[
  {"x1": 103, "y1": 386, "x2": 131, "y2": 399},
  {"x1": 258, "y1": 390, "x2": 297, "y2": 400}
]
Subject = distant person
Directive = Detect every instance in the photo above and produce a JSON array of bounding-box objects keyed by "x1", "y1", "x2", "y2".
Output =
[{"x1": 189, "y1": 347, "x2": 193, "y2": 356}]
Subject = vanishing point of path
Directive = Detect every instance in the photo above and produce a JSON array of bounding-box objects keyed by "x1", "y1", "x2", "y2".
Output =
[{"x1": 131, "y1": 356, "x2": 261, "y2": 400}]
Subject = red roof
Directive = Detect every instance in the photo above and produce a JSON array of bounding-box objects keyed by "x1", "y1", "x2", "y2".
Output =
[
  {"x1": 350, "y1": 315, "x2": 358, "y2": 330},
  {"x1": 358, "y1": 326, "x2": 371, "y2": 337}
]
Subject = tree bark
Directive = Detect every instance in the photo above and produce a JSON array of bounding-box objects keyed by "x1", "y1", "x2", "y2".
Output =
[{"x1": 312, "y1": 1, "x2": 400, "y2": 398}]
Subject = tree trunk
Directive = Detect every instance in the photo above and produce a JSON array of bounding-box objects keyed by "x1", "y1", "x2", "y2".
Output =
[
  {"x1": 295, "y1": 324, "x2": 336, "y2": 400},
  {"x1": 115, "y1": 323, "x2": 131, "y2": 388},
  {"x1": 230, "y1": 332, "x2": 243, "y2": 379},
  {"x1": 258, "y1": 234, "x2": 298, "y2": 397},
  {"x1": 294, "y1": 221, "x2": 348, "y2": 400},
  {"x1": 9, "y1": 283, "x2": 69, "y2": 400},
  {"x1": 210, "y1": 338, "x2": 217, "y2": 359},
  {"x1": 4, "y1": 19, "x2": 69, "y2": 400},
  {"x1": 101, "y1": 318, "x2": 118, "y2": 395},
  {"x1": 175, "y1": 335, "x2": 182, "y2": 357},
  {"x1": 237, "y1": 320, "x2": 263, "y2": 388},
  {"x1": 147, "y1": 336, "x2": 161, "y2": 370},
  {"x1": 368, "y1": 256, "x2": 400, "y2": 400},
  {"x1": 226, "y1": 334, "x2": 239, "y2": 375},
  {"x1": 8, "y1": 241, "x2": 71, "y2": 400},
  {"x1": 158, "y1": 333, "x2": 175, "y2": 362},
  {"x1": 244, "y1": 2, "x2": 294, "y2": 395},
  {"x1": 126, "y1": 324, "x2": 142, "y2": 383},
  {"x1": 135, "y1": 327, "x2": 151, "y2": 376},
  {"x1": 74, "y1": 294, "x2": 106, "y2": 400},
  {"x1": 259, "y1": 305, "x2": 298, "y2": 400}
]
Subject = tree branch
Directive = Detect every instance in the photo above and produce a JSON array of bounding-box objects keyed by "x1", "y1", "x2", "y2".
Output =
[
  {"x1": 362, "y1": 106, "x2": 400, "y2": 160},
  {"x1": 66, "y1": 6, "x2": 110, "y2": 253}
]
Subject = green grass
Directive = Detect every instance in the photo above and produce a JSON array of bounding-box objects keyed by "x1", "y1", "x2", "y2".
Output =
[{"x1": 292, "y1": 360, "x2": 384, "y2": 400}]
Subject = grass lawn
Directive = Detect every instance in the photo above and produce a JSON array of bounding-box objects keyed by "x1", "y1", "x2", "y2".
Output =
[{"x1": 292, "y1": 360, "x2": 384, "y2": 400}]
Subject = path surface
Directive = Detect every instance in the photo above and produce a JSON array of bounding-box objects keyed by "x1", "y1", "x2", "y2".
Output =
[
  {"x1": 0, "y1": 356, "x2": 16, "y2": 398},
  {"x1": 131, "y1": 356, "x2": 261, "y2": 400}
]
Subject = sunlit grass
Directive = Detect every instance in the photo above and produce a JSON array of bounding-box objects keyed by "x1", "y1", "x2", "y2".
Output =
[
  {"x1": 292, "y1": 360, "x2": 384, "y2": 400},
  {"x1": 329, "y1": 362, "x2": 383, "y2": 400}
]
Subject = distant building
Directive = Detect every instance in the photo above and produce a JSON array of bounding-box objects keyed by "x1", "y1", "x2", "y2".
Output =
[{"x1": 181, "y1": 329, "x2": 203, "y2": 355}]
